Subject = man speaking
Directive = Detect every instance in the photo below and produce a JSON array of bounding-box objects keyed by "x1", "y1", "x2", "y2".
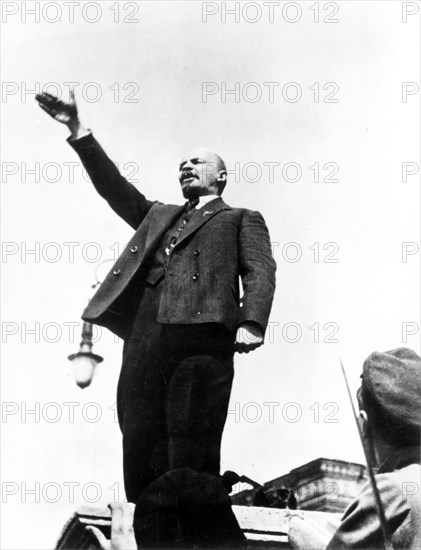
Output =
[{"x1": 36, "y1": 91, "x2": 276, "y2": 505}]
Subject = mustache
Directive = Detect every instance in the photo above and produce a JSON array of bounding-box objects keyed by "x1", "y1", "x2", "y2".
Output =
[{"x1": 181, "y1": 171, "x2": 199, "y2": 182}]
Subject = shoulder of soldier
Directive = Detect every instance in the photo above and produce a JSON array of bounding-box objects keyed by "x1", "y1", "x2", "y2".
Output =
[
  {"x1": 327, "y1": 465, "x2": 420, "y2": 550},
  {"x1": 348, "y1": 463, "x2": 420, "y2": 519}
]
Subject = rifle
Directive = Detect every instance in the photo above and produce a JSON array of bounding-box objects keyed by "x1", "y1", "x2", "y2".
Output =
[{"x1": 340, "y1": 359, "x2": 394, "y2": 550}]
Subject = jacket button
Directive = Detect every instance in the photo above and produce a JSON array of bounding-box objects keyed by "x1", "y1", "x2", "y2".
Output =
[
  {"x1": 194, "y1": 249, "x2": 200, "y2": 256},
  {"x1": 113, "y1": 269, "x2": 121, "y2": 276},
  {"x1": 192, "y1": 273, "x2": 199, "y2": 281},
  {"x1": 130, "y1": 245, "x2": 138, "y2": 253}
]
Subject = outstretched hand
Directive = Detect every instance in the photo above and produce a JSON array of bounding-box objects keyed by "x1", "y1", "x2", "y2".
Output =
[{"x1": 35, "y1": 89, "x2": 78, "y2": 125}]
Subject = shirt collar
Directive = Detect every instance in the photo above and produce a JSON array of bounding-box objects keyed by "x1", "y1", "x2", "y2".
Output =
[{"x1": 196, "y1": 194, "x2": 220, "y2": 208}]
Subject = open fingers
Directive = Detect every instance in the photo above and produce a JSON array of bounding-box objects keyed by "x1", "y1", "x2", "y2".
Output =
[
  {"x1": 37, "y1": 102, "x2": 57, "y2": 118},
  {"x1": 35, "y1": 92, "x2": 60, "y2": 106},
  {"x1": 42, "y1": 91, "x2": 60, "y2": 101},
  {"x1": 36, "y1": 93, "x2": 67, "y2": 115}
]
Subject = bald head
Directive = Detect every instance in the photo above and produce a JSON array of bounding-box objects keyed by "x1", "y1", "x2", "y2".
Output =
[
  {"x1": 180, "y1": 148, "x2": 226, "y2": 172},
  {"x1": 179, "y1": 148, "x2": 227, "y2": 200}
]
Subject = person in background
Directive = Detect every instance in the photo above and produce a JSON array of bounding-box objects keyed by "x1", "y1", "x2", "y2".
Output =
[{"x1": 290, "y1": 347, "x2": 421, "y2": 550}]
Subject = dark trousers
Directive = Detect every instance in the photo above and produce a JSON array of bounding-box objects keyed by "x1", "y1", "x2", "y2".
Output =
[{"x1": 117, "y1": 281, "x2": 235, "y2": 503}]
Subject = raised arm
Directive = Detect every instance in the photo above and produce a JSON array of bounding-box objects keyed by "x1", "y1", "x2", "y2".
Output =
[{"x1": 35, "y1": 91, "x2": 154, "y2": 229}]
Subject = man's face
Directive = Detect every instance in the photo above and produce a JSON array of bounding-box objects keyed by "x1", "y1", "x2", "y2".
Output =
[{"x1": 179, "y1": 148, "x2": 226, "y2": 200}]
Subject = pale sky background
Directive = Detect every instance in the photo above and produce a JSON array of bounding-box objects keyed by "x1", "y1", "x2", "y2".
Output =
[{"x1": 1, "y1": 1, "x2": 420, "y2": 549}]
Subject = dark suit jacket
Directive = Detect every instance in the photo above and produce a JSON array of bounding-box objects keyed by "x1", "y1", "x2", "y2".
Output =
[{"x1": 69, "y1": 134, "x2": 276, "y2": 340}]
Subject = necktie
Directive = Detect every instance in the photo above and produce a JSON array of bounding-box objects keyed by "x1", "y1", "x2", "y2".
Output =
[
  {"x1": 185, "y1": 198, "x2": 200, "y2": 212},
  {"x1": 164, "y1": 200, "x2": 200, "y2": 256}
]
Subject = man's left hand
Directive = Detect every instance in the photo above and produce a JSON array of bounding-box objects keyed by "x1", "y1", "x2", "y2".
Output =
[{"x1": 234, "y1": 322, "x2": 264, "y2": 353}]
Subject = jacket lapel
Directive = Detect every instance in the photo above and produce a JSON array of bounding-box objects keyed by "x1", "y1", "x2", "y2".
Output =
[
  {"x1": 174, "y1": 197, "x2": 231, "y2": 248},
  {"x1": 144, "y1": 203, "x2": 185, "y2": 256}
]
